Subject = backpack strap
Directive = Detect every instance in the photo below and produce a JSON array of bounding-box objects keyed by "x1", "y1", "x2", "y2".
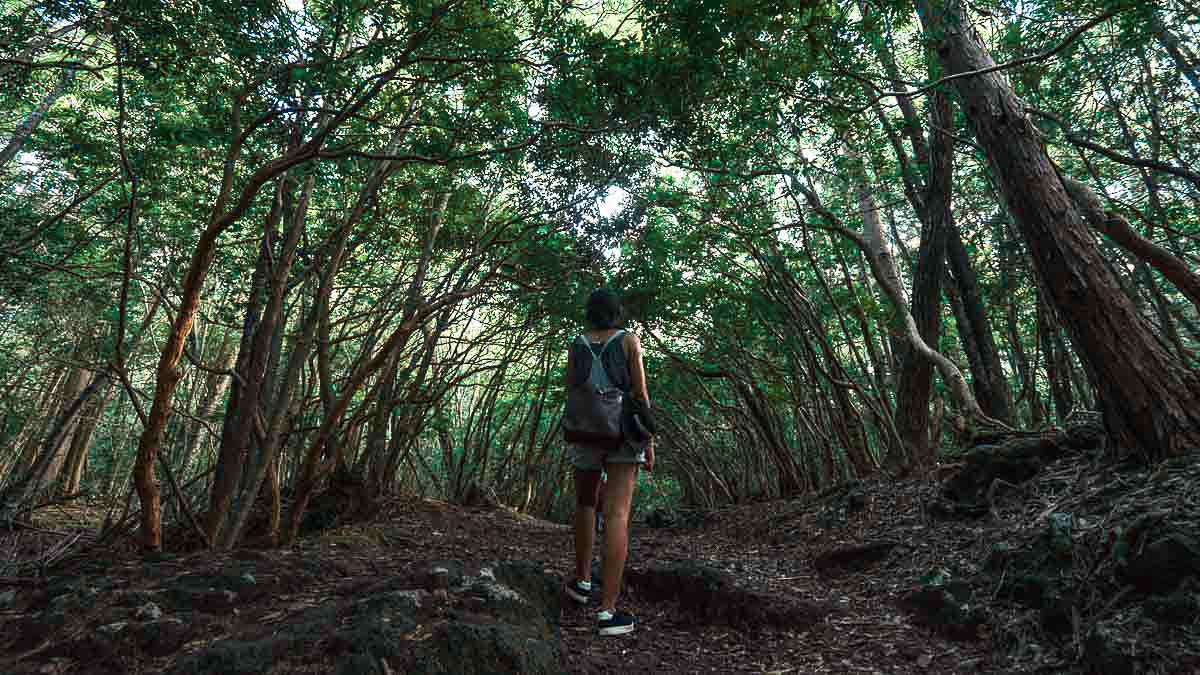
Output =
[
  {"x1": 578, "y1": 330, "x2": 625, "y2": 358},
  {"x1": 600, "y1": 329, "x2": 626, "y2": 353},
  {"x1": 575, "y1": 330, "x2": 626, "y2": 391}
]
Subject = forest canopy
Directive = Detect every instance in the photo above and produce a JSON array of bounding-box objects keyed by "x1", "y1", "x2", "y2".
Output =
[{"x1": 0, "y1": 0, "x2": 1197, "y2": 552}]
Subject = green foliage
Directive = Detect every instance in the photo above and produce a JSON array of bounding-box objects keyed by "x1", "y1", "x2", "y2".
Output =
[{"x1": 0, "y1": 0, "x2": 1196, "y2": 521}]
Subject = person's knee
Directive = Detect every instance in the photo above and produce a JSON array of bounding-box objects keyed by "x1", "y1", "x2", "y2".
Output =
[{"x1": 605, "y1": 505, "x2": 631, "y2": 527}]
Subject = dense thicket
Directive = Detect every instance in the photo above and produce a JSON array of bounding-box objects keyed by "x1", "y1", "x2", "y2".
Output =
[{"x1": 1, "y1": 0, "x2": 1196, "y2": 551}]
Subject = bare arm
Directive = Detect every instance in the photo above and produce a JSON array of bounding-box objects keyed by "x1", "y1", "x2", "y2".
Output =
[
  {"x1": 625, "y1": 332, "x2": 650, "y2": 404},
  {"x1": 564, "y1": 347, "x2": 573, "y2": 387}
]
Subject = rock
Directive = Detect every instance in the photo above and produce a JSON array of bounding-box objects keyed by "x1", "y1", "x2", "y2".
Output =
[
  {"x1": 1083, "y1": 627, "x2": 1133, "y2": 675},
  {"x1": 813, "y1": 541, "x2": 896, "y2": 574},
  {"x1": 1143, "y1": 589, "x2": 1199, "y2": 624},
  {"x1": 327, "y1": 606, "x2": 420, "y2": 664},
  {"x1": 1120, "y1": 533, "x2": 1200, "y2": 594},
  {"x1": 1061, "y1": 420, "x2": 1105, "y2": 451},
  {"x1": 135, "y1": 601, "x2": 163, "y2": 621},
  {"x1": 898, "y1": 586, "x2": 985, "y2": 641},
  {"x1": 0, "y1": 589, "x2": 16, "y2": 607},
  {"x1": 169, "y1": 604, "x2": 339, "y2": 675},
  {"x1": 409, "y1": 620, "x2": 564, "y2": 675},
  {"x1": 416, "y1": 561, "x2": 464, "y2": 590},
  {"x1": 336, "y1": 563, "x2": 565, "y2": 674},
  {"x1": 490, "y1": 561, "x2": 566, "y2": 621},
  {"x1": 626, "y1": 561, "x2": 834, "y2": 629},
  {"x1": 133, "y1": 617, "x2": 191, "y2": 657},
  {"x1": 941, "y1": 435, "x2": 1066, "y2": 509},
  {"x1": 170, "y1": 635, "x2": 297, "y2": 675}
]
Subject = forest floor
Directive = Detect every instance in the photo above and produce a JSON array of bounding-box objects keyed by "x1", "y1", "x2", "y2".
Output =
[{"x1": 2, "y1": 423, "x2": 1198, "y2": 674}]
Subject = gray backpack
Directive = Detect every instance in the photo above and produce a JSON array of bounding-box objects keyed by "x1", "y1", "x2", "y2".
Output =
[{"x1": 562, "y1": 330, "x2": 626, "y2": 445}]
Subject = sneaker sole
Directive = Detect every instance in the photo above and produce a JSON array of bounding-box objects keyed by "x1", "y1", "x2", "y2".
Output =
[
  {"x1": 598, "y1": 624, "x2": 635, "y2": 636},
  {"x1": 565, "y1": 587, "x2": 590, "y2": 604}
]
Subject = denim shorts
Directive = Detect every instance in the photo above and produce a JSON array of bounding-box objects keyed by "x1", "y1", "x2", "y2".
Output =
[{"x1": 571, "y1": 441, "x2": 645, "y2": 471}]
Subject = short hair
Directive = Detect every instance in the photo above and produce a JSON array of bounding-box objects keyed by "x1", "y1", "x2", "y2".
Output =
[{"x1": 585, "y1": 288, "x2": 622, "y2": 329}]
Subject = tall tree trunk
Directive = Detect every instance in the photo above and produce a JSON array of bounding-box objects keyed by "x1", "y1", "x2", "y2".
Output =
[
  {"x1": 926, "y1": 0, "x2": 1200, "y2": 458},
  {"x1": 945, "y1": 225, "x2": 1013, "y2": 422},
  {"x1": 205, "y1": 180, "x2": 295, "y2": 544},
  {"x1": 997, "y1": 221, "x2": 1041, "y2": 427},
  {"x1": 1037, "y1": 303, "x2": 1074, "y2": 422},
  {"x1": 207, "y1": 176, "x2": 308, "y2": 547},
  {"x1": 130, "y1": 44, "x2": 420, "y2": 549},
  {"x1": 893, "y1": 91, "x2": 954, "y2": 469}
]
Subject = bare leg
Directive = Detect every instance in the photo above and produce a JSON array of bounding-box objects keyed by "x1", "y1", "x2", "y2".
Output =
[
  {"x1": 599, "y1": 462, "x2": 638, "y2": 611},
  {"x1": 574, "y1": 505, "x2": 596, "y2": 582}
]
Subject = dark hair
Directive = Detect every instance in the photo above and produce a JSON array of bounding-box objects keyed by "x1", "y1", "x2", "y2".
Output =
[{"x1": 585, "y1": 288, "x2": 622, "y2": 329}]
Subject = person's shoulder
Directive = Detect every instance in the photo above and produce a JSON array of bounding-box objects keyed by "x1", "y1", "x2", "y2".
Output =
[{"x1": 621, "y1": 330, "x2": 643, "y2": 353}]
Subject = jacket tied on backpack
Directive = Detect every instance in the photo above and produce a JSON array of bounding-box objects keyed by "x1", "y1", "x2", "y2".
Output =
[{"x1": 562, "y1": 330, "x2": 629, "y2": 447}]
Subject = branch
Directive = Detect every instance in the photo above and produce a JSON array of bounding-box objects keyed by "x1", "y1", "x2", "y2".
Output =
[
  {"x1": 1028, "y1": 107, "x2": 1200, "y2": 189},
  {"x1": 863, "y1": 9, "x2": 1123, "y2": 108}
]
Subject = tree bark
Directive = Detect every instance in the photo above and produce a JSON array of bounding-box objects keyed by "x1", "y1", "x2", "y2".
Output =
[
  {"x1": 892, "y1": 90, "x2": 953, "y2": 468},
  {"x1": 926, "y1": 0, "x2": 1200, "y2": 458},
  {"x1": 1061, "y1": 176, "x2": 1200, "y2": 315},
  {"x1": 206, "y1": 178, "x2": 304, "y2": 546},
  {"x1": 945, "y1": 225, "x2": 1013, "y2": 422}
]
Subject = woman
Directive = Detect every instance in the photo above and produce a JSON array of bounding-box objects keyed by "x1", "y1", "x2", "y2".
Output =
[{"x1": 563, "y1": 288, "x2": 654, "y2": 637}]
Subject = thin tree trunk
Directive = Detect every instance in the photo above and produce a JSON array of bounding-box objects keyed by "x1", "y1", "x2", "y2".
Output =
[
  {"x1": 1060, "y1": 176, "x2": 1200, "y2": 315},
  {"x1": 206, "y1": 179, "x2": 301, "y2": 544},
  {"x1": 1151, "y1": 12, "x2": 1200, "y2": 97},
  {"x1": 0, "y1": 67, "x2": 76, "y2": 171},
  {"x1": 945, "y1": 225, "x2": 1013, "y2": 422},
  {"x1": 892, "y1": 91, "x2": 953, "y2": 468}
]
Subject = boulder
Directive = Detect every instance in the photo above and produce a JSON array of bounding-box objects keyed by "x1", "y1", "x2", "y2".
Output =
[
  {"x1": 1119, "y1": 533, "x2": 1200, "y2": 594},
  {"x1": 1082, "y1": 627, "x2": 1134, "y2": 675},
  {"x1": 898, "y1": 585, "x2": 985, "y2": 641},
  {"x1": 408, "y1": 620, "x2": 564, "y2": 675},
  {"x1": 813, "y1": 541, "x2": 896, "y2": 574}
]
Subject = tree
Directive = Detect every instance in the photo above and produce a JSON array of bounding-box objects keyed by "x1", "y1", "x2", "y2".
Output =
[{"x1": 921, "y1": 0, "x2": 1200, "y2": 458}]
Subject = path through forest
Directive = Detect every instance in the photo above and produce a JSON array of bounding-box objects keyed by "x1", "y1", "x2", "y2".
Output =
[{"x1": 2, "y1": 422, "x2": 1198, "y2": 674}]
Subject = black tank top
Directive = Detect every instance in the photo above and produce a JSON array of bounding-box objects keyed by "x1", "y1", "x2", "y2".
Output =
[{"x1": 568, "y1": 330, "x2": 631, "y2": 393}]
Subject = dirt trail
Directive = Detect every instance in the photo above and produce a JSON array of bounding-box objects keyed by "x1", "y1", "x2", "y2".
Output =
[{"x1": 2, "y1": 429, "x2": 1197, "y2": 673}]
